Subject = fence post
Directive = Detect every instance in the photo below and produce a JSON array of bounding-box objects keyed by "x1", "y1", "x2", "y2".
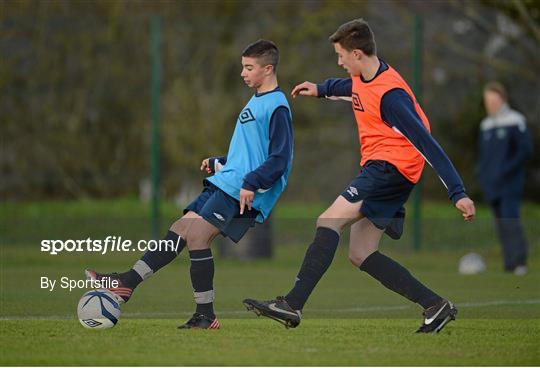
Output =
[
  {"x1": 150, "y1": 15, "x2": 162, "y2": 240},
  {"x1": 411, "y1": 14, "x2": 423, "y2": 251}
]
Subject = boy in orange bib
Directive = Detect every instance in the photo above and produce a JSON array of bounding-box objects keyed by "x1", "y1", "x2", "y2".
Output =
[{"x1": 244, "y1": 19, "x2": 475, "y2": 333}]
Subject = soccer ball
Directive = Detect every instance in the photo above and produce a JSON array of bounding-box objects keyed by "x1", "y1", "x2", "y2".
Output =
[
  {"x1": 77, "y1": 289, "x2": 121, "y2": 329},
  {"x1": 458, "y1": 252, "x2": 486, "y2": 275}
]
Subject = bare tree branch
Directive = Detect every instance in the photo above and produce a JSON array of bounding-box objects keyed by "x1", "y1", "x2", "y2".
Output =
[
  {"x1": 438, "y1": 34, "x2": 537, "y2": 81},
  {"x1": 512, "y1": 0, "x2": 540, "y2": 45},
  {"x1": 449, "y1": 0, "x2": 540, "y2": 68}
]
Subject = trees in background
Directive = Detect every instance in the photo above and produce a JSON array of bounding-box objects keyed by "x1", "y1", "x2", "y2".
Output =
[{"x1": 1, "y1": 0, "x2": 538, "y2": 201}]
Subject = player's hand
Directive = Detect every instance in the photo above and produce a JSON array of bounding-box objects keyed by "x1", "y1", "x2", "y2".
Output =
[
  {"x1": 455, "y1": 197, "x2": 475, "y2": 222},
  {"x1": 291, "y1": 81, "x2": 318, "y2": 98},
  {"x1": 239, "y1": 188, "x2": 254, "y2": 215},
  {"x1": 200, "y1": 158, "x2": 213, "y2": 174}
]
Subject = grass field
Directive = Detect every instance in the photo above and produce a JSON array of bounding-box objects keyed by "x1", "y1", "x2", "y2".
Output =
[{"x1": 1, "y1": 199, "x2": 539, "y2": 365}]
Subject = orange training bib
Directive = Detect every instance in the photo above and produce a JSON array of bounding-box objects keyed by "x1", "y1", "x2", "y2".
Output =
[{"x1": 351, "y1": 65, "x2": 431, "y2": 183}]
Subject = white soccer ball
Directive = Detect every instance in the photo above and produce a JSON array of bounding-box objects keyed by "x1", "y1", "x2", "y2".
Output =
[
  {"x1": 77, "y1": 289, "x2": 121, "y2": 329},
  {"x1": 458, "y1": 252, "x2": 486, "y2": 275}
]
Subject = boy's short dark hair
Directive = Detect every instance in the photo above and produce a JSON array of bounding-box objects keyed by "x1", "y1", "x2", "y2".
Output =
[
  {"x1": 242, "y1": 39, "x2": 279, "y2": 72},
  {"x1": 329, "y1": 18, "x2": 376, "y2": 55},
  {"x1": 484, "y1": 81, "x2": 507, "y2": 101}
]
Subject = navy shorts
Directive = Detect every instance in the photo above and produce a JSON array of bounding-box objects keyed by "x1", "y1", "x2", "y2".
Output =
[
  {"x1": 184, "y1": 180, "x2": 259, "y2": 243},
  {"x1": 341, "y1": 160, "x2": 415, "y2": 239}
]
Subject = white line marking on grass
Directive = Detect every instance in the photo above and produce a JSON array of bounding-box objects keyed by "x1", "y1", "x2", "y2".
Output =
[
  {"x1": 457, "y1": 299, "x2": 540, "y2": 307},
  {"x1": 0, "y1": 315, "x2": 76, "y2": 320},
  {"x1": 1, "y1": 299, "x2": 539, "y2": 320}
]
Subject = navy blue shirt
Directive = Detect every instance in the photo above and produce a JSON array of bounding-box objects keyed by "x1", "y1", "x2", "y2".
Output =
[
  {"x1": 317, "y1": 60, "x2": 467, "y2": 204},
  {"x1": 477, "y1": 105, "x2": 532, "y2": 201}
]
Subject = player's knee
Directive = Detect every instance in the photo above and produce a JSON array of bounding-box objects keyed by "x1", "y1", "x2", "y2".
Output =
[
  {"x1": 186, "y1": 240, "x2": 210, "y2": 251},
  {"x1": 348, "y1": 251, "x2": 366, "y2": 267},
  {"x1": 170, "y1": 211, "x2": 200, "y2": 235},
  {"x1": 184, "y1": 226, "x2": 216, "y2": 251},
  {"x1": 169, "y1": 219, "x2": 184, "y2": 235},
  {"x1": 185, "y1": 233, "x2": 206, "y2": 251},
  {"x1": 316, "y1": 216, "x2": 342, "y2": 233},
  {"x1": 348, "y1": 245, "x2": 378, "y2": 267},
  {"x1": 348, "y1": 247, "x2": 375, "y2": 267}
]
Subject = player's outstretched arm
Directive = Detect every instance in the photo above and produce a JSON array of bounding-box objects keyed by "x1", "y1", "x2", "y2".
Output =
[
  {"x1": 292, "y1": 78, "x2": 352, "y2": 99},
  {"x1": 455, "y1": 197, "x2": 475, "y2": 222},
  {"x1": 291, "y1": 81, "x2": 318, "y2": 98}
]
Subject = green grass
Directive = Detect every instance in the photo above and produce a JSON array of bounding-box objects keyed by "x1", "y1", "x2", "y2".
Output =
[
  {"x1": 1, "y1": 198, "x2": 539, "y2": 250},
  {"x1": 1, "y1": 245, "x2": 539, "y2": 365},
  {"x1": 1, "y1": 319, "x2": 538, "y2": 366},
  {"x1": 1, "y1": 199, "x2": 539, "y2": 365}
]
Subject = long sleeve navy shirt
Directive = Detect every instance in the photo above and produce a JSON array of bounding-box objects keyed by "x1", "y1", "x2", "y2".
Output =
[
  {"x1": 242, "y1": 104, "x2": 293, "y2": 192},
  {"x1": 317, "y1": 60, "x2": 467, "y2": 204},
  {"x1": 477, "y1": 104, "x2": 532, "y2": 201}
]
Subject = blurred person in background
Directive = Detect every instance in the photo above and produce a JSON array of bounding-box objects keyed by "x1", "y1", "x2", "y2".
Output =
[{"x1": 477, "y1": 82, "x2": 532, "y2": 275}]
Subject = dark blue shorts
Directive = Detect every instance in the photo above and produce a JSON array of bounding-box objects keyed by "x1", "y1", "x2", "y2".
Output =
[
  {"x1": 184, "y1": 180, "x2": 259, "y2": 243},
  {"x1": 341, "y1": 160, "x2": 415, "y2": 239}
]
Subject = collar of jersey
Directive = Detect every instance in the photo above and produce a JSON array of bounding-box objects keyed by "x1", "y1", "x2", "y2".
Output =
[
  {"x1": 360, "y1": 58, "x2": 389, "y2": 83},
  {"x1": 255, "y1": 86, "x2": 281, "y2": 97}
]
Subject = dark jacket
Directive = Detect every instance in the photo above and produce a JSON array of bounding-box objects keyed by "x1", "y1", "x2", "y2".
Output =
[{"x1": 477, "y1": 105, "x2": 532, "y2": 202}]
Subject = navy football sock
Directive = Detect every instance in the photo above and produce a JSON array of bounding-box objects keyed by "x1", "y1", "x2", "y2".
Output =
[
  {"x1": 359, "y1": 251, "x2": 442, "y2": 309},
  {"x1": 285, "y1": 227, "x2": 340, "y2": 310},
  {"x1": 189, "y1": 249, "x2": 215, "y2": 319},
  {"x1": 118, "y1": 269, "x2": 143, "y2": 289},
  {"x1": 120, "y1": 230, "x2": 186, "y2": 289}
]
